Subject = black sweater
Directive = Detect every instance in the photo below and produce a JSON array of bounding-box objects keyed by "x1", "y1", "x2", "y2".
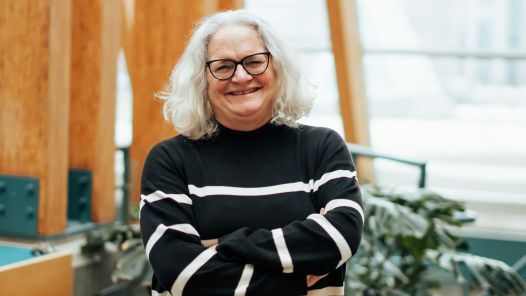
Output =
[{"x1": 140, "y1": 123, "x2": 364, "y2": 296}]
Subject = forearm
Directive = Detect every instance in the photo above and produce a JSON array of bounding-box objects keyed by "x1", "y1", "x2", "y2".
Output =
[{"x1": 216, "y1": 204, "x2": 363, "y2": 275}]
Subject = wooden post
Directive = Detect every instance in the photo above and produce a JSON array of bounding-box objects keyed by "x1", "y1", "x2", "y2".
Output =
[
  {"x1": 69, "y1": 0, "x2": 121, "y2": 223},
  {"x1": 326, "y1": 0, "x2": 374, "y2": 183},
  {"x1": 123, "y1": 0, "x2": 243, "y2": 206},
  {"x1": 219, "y1": 0, "x2": 245, "y2": 10},
  {"x1": 0, "y1": 0, "x2": 71, "y2": 235}
]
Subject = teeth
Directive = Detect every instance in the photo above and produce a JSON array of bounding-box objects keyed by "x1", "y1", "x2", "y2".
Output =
[{"x1": 231, "y1": 88, "x2": 258, "y2": 95}]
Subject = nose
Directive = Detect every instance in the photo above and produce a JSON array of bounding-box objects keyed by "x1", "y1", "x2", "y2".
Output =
[{"x1": 231, "y1": 64, "x2": 252, "y2": 82}]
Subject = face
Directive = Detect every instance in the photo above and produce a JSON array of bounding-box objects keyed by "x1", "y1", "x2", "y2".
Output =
[{"x1": 206, "y1": 24, "x2": 277, "y2": 131}]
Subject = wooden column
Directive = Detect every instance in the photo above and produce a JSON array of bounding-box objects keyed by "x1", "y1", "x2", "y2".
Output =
[
  {"x1": 69, "y1": 0, "x2": 120, "y2": 223},
  {"x1": 123, "y1": 0, "x2": 243, "y2": 205},
  {"x1": 0, "y1": 0, "x2": 71, "y2": 235},
  {"x1": 327, "y1": 0, "x2": 374, "y2": 183},
  {"x1": 219, "y1": 0, "x2": 244, "y2": 10}
]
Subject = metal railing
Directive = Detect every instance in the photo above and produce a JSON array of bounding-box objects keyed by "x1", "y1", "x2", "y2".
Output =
[{"x1": 347, "y1": 143, "x2": 427, "y2": 188}]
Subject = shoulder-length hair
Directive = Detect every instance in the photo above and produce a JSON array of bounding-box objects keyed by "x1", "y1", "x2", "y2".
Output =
[{"x1": 159, "y1": 9, "x2": 314, "y2": 140}]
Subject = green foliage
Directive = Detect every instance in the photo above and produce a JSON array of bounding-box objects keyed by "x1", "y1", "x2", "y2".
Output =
[
  {"x1": 80, "y1": 224, "x2": 151, "y2": 288},
  {"x1": 346, "y1": 186, "x2": 526, "y2": 296}
]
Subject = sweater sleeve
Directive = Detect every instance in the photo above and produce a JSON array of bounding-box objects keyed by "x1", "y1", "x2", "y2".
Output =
[
  {"x1": 216, "y1": 130, "x2": 364, "y2": 276},
  {"x1": 140, "y1": 141, "x2": 307, "y2": 296}
]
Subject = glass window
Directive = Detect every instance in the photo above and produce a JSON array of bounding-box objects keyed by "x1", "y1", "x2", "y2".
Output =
[{"x1": 356, "y1": 0, "x2": 526, "y2": 200}]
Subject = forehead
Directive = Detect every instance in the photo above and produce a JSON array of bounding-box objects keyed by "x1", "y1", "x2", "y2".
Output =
[{"x1": 207, "y1": 24, "x2": 266, "y2": 60}]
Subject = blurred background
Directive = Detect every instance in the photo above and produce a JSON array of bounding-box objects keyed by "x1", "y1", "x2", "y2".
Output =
[{"x1": 1, "y1": 0, "x2": 525, "y2": 295}]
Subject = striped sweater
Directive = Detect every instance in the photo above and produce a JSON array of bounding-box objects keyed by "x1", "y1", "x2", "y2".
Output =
[{"x1": 140, "y1": 122, "x2": 364, "y2": 296}]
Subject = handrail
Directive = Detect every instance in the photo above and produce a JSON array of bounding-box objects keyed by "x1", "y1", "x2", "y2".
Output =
[
  {"x1": 347, "y1": 143, "x2": 427, "y2": 188},
  {"x1": 364, "y1": 48, "x2": 526, "y2": 59}
]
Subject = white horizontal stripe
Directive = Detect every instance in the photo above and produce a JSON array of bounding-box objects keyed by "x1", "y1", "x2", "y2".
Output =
[
  {"x1": 188, "y1": 182, "x2": 310, "y2": 197},
  {"x1": 171, "y1": 246, "x2": 217, "y2": 296},
  {"x1": 313, "y1": 170, "x2": 357, "y2": 192},
  {"x1": 151, "y1": 290, "x2": 171, "y2": 296},
  {"x1": 188, "y1": 170, "x2": 357, "y2": 197},
  {"x1": 307, "y1": 214, "x2": 352, "y2": 268},
  {"x1": 145, "y1": 224, "x2": 200, "y2": 258},
  {"x1": 307, "y1": 285, "x2": 344, "y2": 296},
  {"x1": 234, "y1": 264, "x2": 254, "y2": 296},
  {"x1": 325, "y1": 199, "x2": 365, "y2": 223},
  {"x1": 140, "y1": 190, "x2": 192, "y2": 211},
  {"x1": 272, "y1": 228, "x2": 294, "y2": 273}
]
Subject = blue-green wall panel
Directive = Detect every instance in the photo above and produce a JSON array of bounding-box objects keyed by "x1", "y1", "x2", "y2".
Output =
[
  {"x1": 67, "y1": 169, "x2": 92, "y2": 223},
  {"x1": 464, "y1": 236, "x2": 526, "y2": 279},
  {"x1": 0, "y1": 175, "x2": 39, "y2": 236}
]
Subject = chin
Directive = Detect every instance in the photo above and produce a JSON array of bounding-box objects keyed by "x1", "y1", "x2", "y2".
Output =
[
  {"x1": 232, "y1": 101, "x2": 267, "y2": 114},
  {"x1": 233, "y1": 108, "x2": 262, "y2": 117}
]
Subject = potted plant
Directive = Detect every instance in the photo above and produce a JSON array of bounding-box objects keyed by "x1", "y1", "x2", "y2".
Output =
[{"x1": 346, "y1": 185, "x2": 526, "y2": 296}]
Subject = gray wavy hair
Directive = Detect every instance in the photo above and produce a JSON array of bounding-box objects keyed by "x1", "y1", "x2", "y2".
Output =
[{"x1": 158, "y1": 10, "x2": 315, "y2": 139}]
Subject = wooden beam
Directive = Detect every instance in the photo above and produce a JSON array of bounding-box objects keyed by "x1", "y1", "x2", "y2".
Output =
[
  {"x1": 219, "y1": 0, "x2": 244, "y2": 10},
  {"x1": 69, "y1": 0, "x2": 120, "y2": 223},
  {"x1": 327, "y1": 0, "x2": 374, "y2": 183},
  {"x1": 202, "y1": 0, "x2": 244, "y2": 12},
  {"x1": 326, "y1": 0, "x2": 369, "y2": 145},
  {"x1": 0, "y1": 0, "x2": 71, "y2": 235},
  {"x1": 123, "y1": 0, "x2": 244, "y2": 206}
]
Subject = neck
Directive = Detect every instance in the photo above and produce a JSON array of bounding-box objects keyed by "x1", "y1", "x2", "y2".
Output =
[{"x1": 215, "y1": 114, "x2": 272, "y2": 132}]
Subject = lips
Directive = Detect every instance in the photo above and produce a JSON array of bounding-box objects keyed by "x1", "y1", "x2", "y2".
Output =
[{"x1": 228, "y1": 87, "x2": 259, "y2": 96}]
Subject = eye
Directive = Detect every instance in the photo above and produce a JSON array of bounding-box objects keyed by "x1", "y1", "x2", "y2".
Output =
[
  {"x1": 211, "y1": 61, "x2": 235, "y2": 73},
  {"x1": 246, "y1": 60, "x2": 264, "y2": 67},
  {"x1": 244, "y1": 55, "x2": 267, "y2": 69}
]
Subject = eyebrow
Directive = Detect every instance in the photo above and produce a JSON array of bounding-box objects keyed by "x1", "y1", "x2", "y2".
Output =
[{"x1": 206, "y1": 51, "x2": 268, "y2": 62}]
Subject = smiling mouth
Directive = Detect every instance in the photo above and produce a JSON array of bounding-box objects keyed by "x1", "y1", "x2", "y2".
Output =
[{"x1": 228, "y1": 87, "x2": 259, "y2": 96}]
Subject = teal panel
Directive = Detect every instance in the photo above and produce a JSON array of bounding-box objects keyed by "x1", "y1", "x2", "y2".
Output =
[
  {"x1": 0, "y1": 175, "x2": 39, "y2": 236},
  {"x1": 68, "y1": 169, "x2": 92, "y2": 223},
  {"x1": 464, "y1": 236, "x2": 526, "y2": 279},
  {"x1": 0, "y1": 245, "x2": 35, "y2": 266}
]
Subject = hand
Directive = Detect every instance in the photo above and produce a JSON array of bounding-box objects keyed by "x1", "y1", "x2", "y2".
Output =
[
  {"x1": 201, "y1": 239, "x2": 218, "y2": 247},
  {"x1": 306, "y1": 274, "x2": 328, "y2": 287}
]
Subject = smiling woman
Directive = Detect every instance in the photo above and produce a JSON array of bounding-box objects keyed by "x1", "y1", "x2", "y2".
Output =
[
  {"x1": 159, "y1": 10, "x2": 313, "y2": 140},
  {"x1": 206, "y1": 25, "x2": 276, "y2": 131},
  {"x1": 143, "y1": 10, "x2": 364, "y2": 296}
]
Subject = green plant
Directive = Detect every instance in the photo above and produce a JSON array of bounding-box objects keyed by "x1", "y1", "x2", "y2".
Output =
[
  {"x1": 346, "y1": 185, "x2": 526, "y2": 296},
  {"x1": 81, "y1": 224, "x2": 152, "y2": 291}
]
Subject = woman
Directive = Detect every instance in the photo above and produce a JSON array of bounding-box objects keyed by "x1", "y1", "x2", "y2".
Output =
[{"x1": 140, "y1": 10, "x2": 364, "y2": 296}]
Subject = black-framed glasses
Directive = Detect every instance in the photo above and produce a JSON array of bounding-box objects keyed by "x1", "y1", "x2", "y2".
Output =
[{"x1": 206, "y1": 52, "x2": 271, "y2": 80}]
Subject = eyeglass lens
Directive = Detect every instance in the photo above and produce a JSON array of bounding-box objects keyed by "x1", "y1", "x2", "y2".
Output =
[{"x1": 208, "y1": 53, "x2": 269, "y2": 80}]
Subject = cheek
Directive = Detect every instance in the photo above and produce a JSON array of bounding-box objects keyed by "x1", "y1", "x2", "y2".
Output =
[
  {"x1": 207, "y1": 80, "x2": 226, "y2": 100},
  {"x1": 261, "y1": 67, "x2": 277, "y2": 89},
  {"x1": 260, "y1": 74, "x2": 277, "y2": 97}
]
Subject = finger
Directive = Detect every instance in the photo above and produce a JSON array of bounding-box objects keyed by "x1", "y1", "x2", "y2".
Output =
[
  {"x1": 201, "y1": 239, "x2": 218, "y2": 247},
  {"x1": 306, "y1": 275, "x2": 316, "y2": 287},
  {"x1": 306, "y1": 275, "x2": 321, "y2": 287}
]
